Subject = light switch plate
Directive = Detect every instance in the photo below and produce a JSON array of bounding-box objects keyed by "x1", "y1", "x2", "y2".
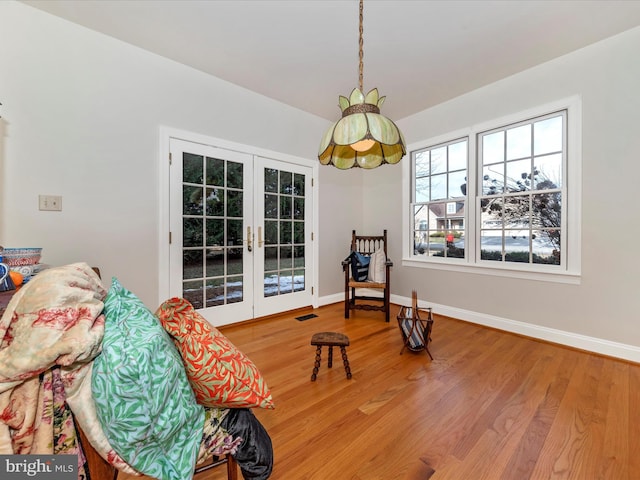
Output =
[{"x1": 39, "y1": 195, "x2": 62, "y2": 211}]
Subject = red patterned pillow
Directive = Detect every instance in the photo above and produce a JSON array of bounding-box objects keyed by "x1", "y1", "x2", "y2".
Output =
[{"x1": 155, "y1": 298, "x2": 274, "y2": 409}]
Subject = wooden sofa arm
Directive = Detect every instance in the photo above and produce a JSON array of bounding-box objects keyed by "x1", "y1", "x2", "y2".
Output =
[{"x1": 76, "y1": 423, "x2": 118, "y2": 480}]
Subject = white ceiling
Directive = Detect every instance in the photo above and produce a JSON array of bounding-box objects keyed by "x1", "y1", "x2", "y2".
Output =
[{"x1": 21, "y1": 0, "x2": 640, "y2": 121}]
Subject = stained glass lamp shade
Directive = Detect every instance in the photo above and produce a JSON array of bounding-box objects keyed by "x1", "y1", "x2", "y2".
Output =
[{"x1": 318, "y1": 87, "x2": 406, "y2": 169}]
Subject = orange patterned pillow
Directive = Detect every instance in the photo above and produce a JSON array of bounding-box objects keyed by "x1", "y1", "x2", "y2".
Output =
[{"x1": 155, "y1": 298, "x2": 274, "y2": 409}]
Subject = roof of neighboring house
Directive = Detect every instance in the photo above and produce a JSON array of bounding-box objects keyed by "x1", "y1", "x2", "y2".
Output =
[{"x1": 428, "y1": 201, "x2": 466, "y2": 219}]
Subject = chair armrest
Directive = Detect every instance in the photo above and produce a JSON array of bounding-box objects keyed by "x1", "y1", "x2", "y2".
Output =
[
  {"x1": 385, "y1": 259, "x2": 393, "y2": 267},
  {"x1": 341, "y1": 257, "x2": 351, "y2": 270}
]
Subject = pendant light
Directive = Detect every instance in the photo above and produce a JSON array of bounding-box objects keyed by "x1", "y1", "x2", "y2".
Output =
[{"x1": 318, "y1": 0, "x2": 406, "y2": 169}]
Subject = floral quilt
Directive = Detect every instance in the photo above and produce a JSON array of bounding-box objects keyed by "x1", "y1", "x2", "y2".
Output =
[{"x1": 0, "y1": 263, "x2": 108, "y2": 477}]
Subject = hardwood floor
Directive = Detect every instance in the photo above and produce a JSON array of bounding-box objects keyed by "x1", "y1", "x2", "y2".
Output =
[{"x1": 120, "y1": 302, "x2": 639, "y2": 480}]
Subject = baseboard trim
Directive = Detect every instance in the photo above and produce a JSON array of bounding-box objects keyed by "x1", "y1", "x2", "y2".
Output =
[
  {"x1": 319, "y1": 292, "x2": 344, "y2": 306},
  {"x1": 393, "y1": 294, "x2": 640, "y2": 364},
  {"x1": 319, "y1": 293, "x2": 640, "y2": 363}
]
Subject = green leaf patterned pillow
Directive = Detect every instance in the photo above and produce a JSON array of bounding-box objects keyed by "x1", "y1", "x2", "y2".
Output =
[
  {"x1": 91, "y1": 278, "x2": 205, "y2": 480},
  {"x1": 155, "y1": 297, "x2": 274, "y2": 409}
]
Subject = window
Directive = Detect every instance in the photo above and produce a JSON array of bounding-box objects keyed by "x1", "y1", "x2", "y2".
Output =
[
  {"x1": 412, "y1": 138, "x2": 468, "y2": 259},
  {"x1": 479, "y1": 111, "x2": 564, "y2": 266},
  {"x1": 405, "y1": 98, "x2": 580, "y2": 282}
]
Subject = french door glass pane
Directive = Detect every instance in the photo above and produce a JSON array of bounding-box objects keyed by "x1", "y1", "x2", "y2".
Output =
[
  {"x1": 294, "y1": 246, "x2": 305, "y2": 267},
  {"x1": 206, "y1": 219, "x2": 223, "y2": 246},
  {"x1": 206, "y1": 188, "x2": 223, "y2": 216},
  {"x1": 265, "y1": 221, "x2": 278, "y2": 244},
  {"x1": 294, "y1": 174, "x2": 305, "y2": 196},
  {"x1": 206, "y1": 278, "x2": 224, "y2": 307},
  {"x1": 280, "y1": 171, "x2": 292, "y2": 193},
  {"x1": 263, "y1": 167, "x2": 305, "y2": 298},
  {"x1": 182, "y1": 154, "x2": 244, "y2": 309},
  {"x1": 265, "y1": 168, "x2": 278, "y2": 192},
  {"x1": 183, "y1": 153, "x2": 203, "y2": 183},
  {"x1": 206, "y1": 158, "x2": 224, "y2": 186},
  {"x1": 265, "y1": 194, "x2": 278, "y2": 218},
  {"x1": 293, "y1": 269, "x2": 305, "y2": 292},
  {"x1": 206, "y1": 250, "x2": 224, "y2": 277},
  {"x1": 227, "y1": 162, "x2": 243, "y2": 188}
]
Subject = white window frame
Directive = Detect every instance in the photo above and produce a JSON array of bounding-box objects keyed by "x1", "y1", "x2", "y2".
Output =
[{"x1": 402, "y1": 96, "x2": 581, "y2": 284}]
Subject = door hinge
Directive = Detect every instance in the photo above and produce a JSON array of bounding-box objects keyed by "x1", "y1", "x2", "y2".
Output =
[
  {"x1": 312, "y1": 286, "x2": 314, "y2": 295},
  {"x1": 169, "y1": 231, "x2": 172, "y2": 244},
  {"x1": 312, "y1": 178, "x2": 314, "y2": 187},
  {"x1": 169, "y1": 152, "x2": 172, "y2": 165},
  {"x1": 311, "y1": 232, "x2": 314, "y2": 241}
]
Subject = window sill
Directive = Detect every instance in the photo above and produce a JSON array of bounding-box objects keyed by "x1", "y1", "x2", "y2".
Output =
[{"x1": 402, "y1": 257, "x2": 581, "y2": 285}]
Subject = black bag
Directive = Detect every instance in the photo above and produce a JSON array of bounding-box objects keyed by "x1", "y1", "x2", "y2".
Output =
[{"x1": 350, "y1": 251, "x2": 370, "y2": 281}]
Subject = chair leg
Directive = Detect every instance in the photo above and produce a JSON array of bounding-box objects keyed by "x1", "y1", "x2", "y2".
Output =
[
  {"x1": 384, "y1": 288, "x2": 390, "y2": 322},
  {"x1": 227, "y1": 454, "x2": 238, "y2": 480},
  {"x1": 344, "y1": 272, "x2": 350, "y2": 319},
  {"x1": 327, "y1": 346, "x2": 333, "y2": 368},
  {"x1": 194, "y1": 454, "x2": 237, "y2": 479},
  {"x1": 344, "y1": 288, "x2": 350, "y2": 319}
]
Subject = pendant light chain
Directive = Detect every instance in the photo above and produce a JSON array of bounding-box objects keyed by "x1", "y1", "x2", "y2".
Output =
[{"x1": 358, "y1": 0, "x2": 364, "y2": 93}]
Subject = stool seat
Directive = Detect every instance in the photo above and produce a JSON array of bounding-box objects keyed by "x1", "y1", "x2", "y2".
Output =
[
  {"x1": 311, "y1": 331, "x2": 350, "y2": 347},
  {"x1": 310, "y1": 332, "x2": 352, "y2": 381}
]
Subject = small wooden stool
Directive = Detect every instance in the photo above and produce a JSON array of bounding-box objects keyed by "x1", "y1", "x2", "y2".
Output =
[{"x1": 310, "y1": 332, "x2": 352, "y2": 381}]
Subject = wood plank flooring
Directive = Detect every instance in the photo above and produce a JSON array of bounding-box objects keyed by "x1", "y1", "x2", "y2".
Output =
[{"x1": 119, "y1": 303, "x2": 639, "y2": 480}]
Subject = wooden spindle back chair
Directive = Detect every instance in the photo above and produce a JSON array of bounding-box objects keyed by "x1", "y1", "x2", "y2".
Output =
[{"x1": 341, "y1": 230, "x2": 393, "y2": 322}]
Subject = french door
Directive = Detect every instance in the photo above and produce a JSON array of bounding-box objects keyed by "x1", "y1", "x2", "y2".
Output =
[
  {"x1": 255, "y1": 157, "x2": 312, "y2": 317},
  {"x1": 168, "y1": 138, "x2": 313, "y2": 326}
]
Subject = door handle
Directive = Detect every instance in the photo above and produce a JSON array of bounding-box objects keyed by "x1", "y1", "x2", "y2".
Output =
[
  {"x1": 258, "y1": 226, "x2": 263, "y2": 248},
  {"x1": 247, "y1": 226, "x2": 253, "y2": 252}
]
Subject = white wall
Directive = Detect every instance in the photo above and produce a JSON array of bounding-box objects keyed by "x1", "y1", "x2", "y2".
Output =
[
  {"x1": 376, "y1": 26, "x2": 640, "y2": 356},
  {"x1": 0, "y1": 2, "x2": 336, "y2": 308},
  {"x1": 317, "y1": 166, "x2": 364, "y2": 298}
]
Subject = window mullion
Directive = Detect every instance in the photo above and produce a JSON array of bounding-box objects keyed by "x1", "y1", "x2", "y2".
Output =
[{"x1": 467, "y1": 134, "x2": 478, "y2": 263}]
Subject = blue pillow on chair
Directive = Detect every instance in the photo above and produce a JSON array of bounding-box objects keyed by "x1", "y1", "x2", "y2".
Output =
[{"x1": 350, "y1": 251, "x2": 370, "y2": 282}]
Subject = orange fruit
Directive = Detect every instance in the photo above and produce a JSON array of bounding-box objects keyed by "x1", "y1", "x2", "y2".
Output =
[{"x1": 9, "y1": 271, "x2": 23, "y2": 287}]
